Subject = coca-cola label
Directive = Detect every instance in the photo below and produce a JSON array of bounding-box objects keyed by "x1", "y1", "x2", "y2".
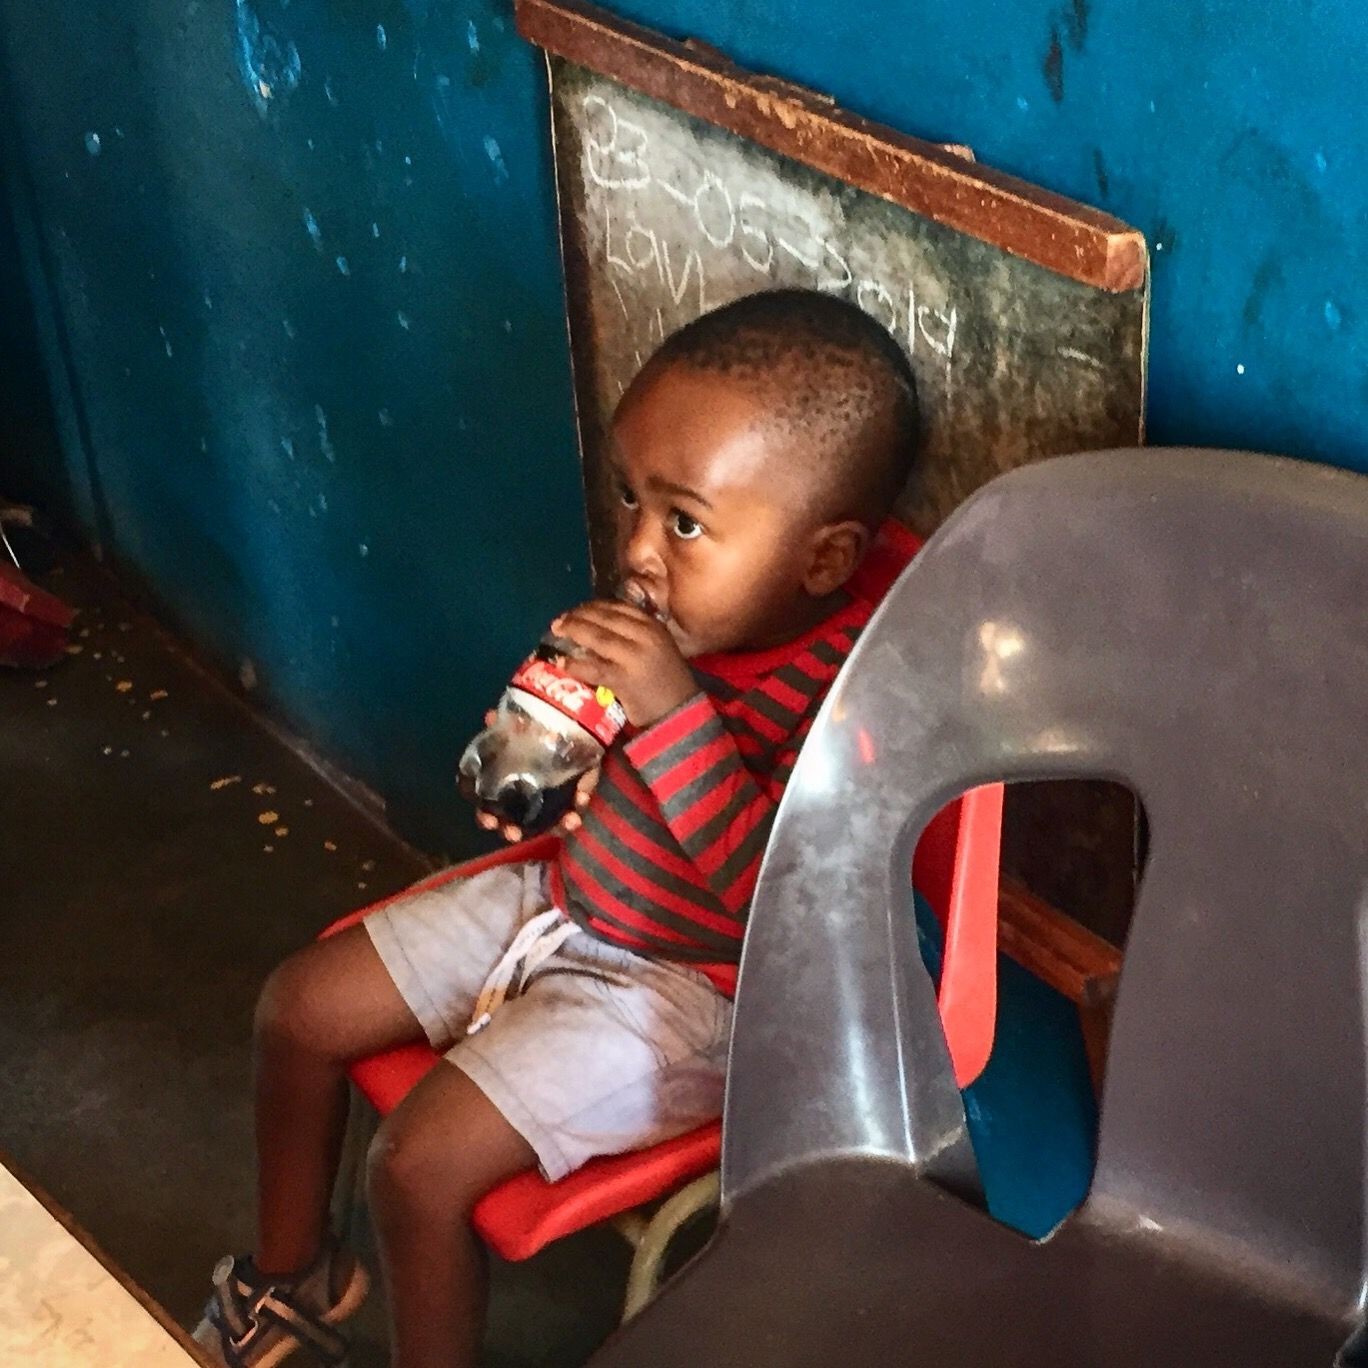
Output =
[{"x1": 510, "y1": 656, "x2": 627, "y2": 747}]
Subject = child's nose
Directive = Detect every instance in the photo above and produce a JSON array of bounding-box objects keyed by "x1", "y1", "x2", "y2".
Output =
[{"x1": 622, "y1": 515, "x2": 664, "y2": 577}]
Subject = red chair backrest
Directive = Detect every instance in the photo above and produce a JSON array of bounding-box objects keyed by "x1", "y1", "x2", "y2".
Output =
[{"x1": 923, "y1": 784, "x2": 1004, "y2": 1087}]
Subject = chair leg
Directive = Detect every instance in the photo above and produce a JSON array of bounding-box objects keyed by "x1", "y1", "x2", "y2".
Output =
[
  {"x1": 330, "y1": 1085, "x2": 376, "y2": 1249},
  {"x1": 620, "y1": 1170, "x2": 721, "y2": 1322}
]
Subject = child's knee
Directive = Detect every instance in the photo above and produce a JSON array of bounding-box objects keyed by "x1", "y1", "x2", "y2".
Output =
[
  {"x1": 254, "y1": 948, "x2": 339, "y2": 1054},
  {"x1": 367, "y1": 1111, "x2": 453, "y2": 1212}
]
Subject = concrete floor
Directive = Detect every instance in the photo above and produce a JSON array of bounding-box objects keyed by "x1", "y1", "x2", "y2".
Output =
[{"x1": 0, "y1": 553, "x2": 626, "y2": 1365}]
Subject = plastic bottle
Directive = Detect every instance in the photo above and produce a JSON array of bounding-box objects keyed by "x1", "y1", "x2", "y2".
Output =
[{"x1": 457, "y1": 639, "x2": 628, "y2": 834}]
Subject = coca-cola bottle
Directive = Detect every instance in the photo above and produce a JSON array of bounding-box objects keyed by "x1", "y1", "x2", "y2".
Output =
[{"x1": 457, "y1": 639, "x2": 628, "y2": 835}]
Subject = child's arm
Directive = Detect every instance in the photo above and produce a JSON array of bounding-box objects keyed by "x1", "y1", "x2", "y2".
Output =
[
  {"x1": 623, "y1": 694, "x2": 802, "y2": 917},
  {"x1": 550, "y1": 599, "x2": 808, "y2": 911}
]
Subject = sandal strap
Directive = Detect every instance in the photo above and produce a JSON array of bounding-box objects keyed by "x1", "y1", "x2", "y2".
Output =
[
  {"x1": 209, "y1": 1256, "x2": 253, "y2": 1346},
  {"x1": 208, "y1": 1254, "x2": 348, "y2": 1367},
  {"x1": 252, "y1": 1288, "x2": 347, "y2": 1364}
]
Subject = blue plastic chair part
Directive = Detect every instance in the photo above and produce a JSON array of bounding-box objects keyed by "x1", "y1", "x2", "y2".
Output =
[{"x1": 912, "y1": 890, "x2": 1096, "y2": 1239}]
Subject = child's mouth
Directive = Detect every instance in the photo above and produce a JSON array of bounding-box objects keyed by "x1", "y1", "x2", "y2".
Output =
[{"x1": 618, "y1": 579, "x2": 666, "y2": 623}]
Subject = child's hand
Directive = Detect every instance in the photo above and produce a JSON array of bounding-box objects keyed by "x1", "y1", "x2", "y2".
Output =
[
  {"x1": 550, "y1": 600, "x2": 697, "y2": 727},
  {"x1": 474, "y1": 710, "x2": 601, "y2": 842}
]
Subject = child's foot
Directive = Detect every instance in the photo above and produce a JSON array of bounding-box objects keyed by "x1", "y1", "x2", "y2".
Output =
[{"x1": 192, "y1": 1238, "x2": 369, "y2": 1367}]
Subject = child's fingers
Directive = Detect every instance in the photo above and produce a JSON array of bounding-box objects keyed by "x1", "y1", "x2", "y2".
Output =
[
  {"x1": 575, "y1": 768, "x2": 600, "y2": 806},
  {"x1": 556, "y1": 615, "x2": 637, "y2": 660},
  {"x1": 559, "y1": 651, "x2": 614, "y2": 686},
  {"x1": 476, "y1": 810, "x2": 523, "y2": 843},
  {"x1": 552, "y1": 599, "x2": 649, "y2": 630},
  {"x1": 485, "y1": 710, "x2": 496, "y2": 726},
  {"x1": 556, "y1": 602, "x2": 652, "y2": 647},
  {"x1": 560, "y1": 600, "x2": 654, "y2": 630}
]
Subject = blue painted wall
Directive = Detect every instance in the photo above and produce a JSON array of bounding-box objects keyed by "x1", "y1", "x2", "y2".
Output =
[
  {"x1": 0, "y1": 0, "x2": 588, "y2": 852},
  {"x1": 0, "y1": 205, "x2": 64, "y2": 523},
  {"x1": 601, "y1": 0, "x2": 1367, "y2": 470},
  {"x1": 1, "y1": 0, "x2": 1363, "y2": 851}
]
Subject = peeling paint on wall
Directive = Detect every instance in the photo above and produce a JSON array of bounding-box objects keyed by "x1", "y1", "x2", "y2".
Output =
[
  {"x1": 314, "y1": 405, "x2": 336, "y2": 464},
  {"x1": 234, "y1": 0, "x2": 300, "y2": 116},
  {"x1": 483, "y1": 134, "x2": 509, "y2": 184}
]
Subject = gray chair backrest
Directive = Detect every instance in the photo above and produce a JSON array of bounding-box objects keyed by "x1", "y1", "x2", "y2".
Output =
[
  {"x1": 725, "y1": 447, "x2": 1368, "y2": 1306},
  {"x1": 591, "y1": 449, "x2": 1368, "y2": 1368}
]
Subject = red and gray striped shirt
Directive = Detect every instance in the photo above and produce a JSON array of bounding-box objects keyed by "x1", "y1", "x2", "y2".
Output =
[{"x1": 549, "y1": 521, "x2": 917, "y2": 996}]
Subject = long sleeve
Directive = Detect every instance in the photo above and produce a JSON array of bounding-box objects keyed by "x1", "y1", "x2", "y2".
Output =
[
  {"x1": 623, "y1": 692, "x2": 790, "y2": 917},
  {"x1": 554, "y1": 589, "x2": 886, "y2": 996}
]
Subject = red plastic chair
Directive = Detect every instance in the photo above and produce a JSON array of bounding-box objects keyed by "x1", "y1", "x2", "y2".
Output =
[
  {"x1": 914, "y1": 783, "x2": 1006, "y2": 1087},
  {"x1": 322, "y1": 790, "x2": 1003, "y2": 1315}
]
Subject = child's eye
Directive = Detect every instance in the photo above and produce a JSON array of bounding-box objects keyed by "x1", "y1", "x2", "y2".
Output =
[
  {"x1": 616, "y1": 480, "x2": 639, "y2": 510},
  {"x1": 669, "y1": 510, "x2": 703, "y2": 540}
]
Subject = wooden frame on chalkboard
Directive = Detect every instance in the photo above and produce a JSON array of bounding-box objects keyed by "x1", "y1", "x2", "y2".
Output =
[{"x1": 516, "y1": 0, "x2": 1146, "y2": 292}]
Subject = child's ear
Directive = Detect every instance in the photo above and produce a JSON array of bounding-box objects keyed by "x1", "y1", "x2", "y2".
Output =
[{"x1": 803, "y1": 520, "x2": 871, "y2": 597}]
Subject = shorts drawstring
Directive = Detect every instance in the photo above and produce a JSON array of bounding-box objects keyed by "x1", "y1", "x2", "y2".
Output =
[{"x1": 467, "y1": 909, "x2": 579, "y2": 1035}]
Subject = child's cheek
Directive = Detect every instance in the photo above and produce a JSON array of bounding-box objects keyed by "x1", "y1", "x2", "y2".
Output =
[{"x1": 660, "y1": 611, "x2": 692, "y2": 656}]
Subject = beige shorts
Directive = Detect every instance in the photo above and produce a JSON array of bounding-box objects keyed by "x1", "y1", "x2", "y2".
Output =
[{"x1": 364, "y1": 861, "x2": 731, "y2": 1181}]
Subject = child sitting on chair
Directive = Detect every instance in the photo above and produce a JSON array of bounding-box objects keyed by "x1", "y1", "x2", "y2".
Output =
[{"x1": 195, "y1": 287, "x2": 920, "y2": 1368}]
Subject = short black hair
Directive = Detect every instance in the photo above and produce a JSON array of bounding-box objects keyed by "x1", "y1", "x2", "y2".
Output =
[{"x1": 634, "y1": 288, "x2": 919, "y2": 527}]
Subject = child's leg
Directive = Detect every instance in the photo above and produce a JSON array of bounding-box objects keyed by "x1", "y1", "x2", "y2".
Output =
[
  {"x1": 359, "y1": 930, "x2": 730, "y2": 1368},
  {"x1": 252, "y1": 924, "x2": 426, "y2": 1275},
  {"x1": 366, "y1": 1062, "x2": 535, "y2": 1368}
]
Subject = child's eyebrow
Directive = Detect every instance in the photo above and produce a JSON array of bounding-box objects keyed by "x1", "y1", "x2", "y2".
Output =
[{"x1": 648, "y1": 476, "x2": 713, "y2": 510}]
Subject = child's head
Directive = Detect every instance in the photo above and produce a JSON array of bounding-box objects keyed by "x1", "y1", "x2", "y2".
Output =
[{"x1": 611, "y1": 288, "x2": 918, "y2": 657}]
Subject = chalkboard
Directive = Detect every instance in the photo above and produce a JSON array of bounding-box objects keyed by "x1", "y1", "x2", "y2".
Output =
[
  {"x1": 518, "y1": 0, "x2": 1149, "y2": 935},
  {"x1": 519, "y1": 0, "x2": 1147, "y2": 577}
]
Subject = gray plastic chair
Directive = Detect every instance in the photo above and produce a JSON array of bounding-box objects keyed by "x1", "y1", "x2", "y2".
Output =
[{"x1": 587, "y1": 448, "x2": 1368, "y2": 1367}]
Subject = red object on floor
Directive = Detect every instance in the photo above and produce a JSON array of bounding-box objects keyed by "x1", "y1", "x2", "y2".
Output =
[
  {"x1": 324, "y1": 786, "x2": 1003, "y2": 1261},
  {"x1": 0, "y1": 560, "x2": 75, "y2": 668}
]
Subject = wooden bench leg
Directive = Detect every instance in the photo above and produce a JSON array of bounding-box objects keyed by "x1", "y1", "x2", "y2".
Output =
[{"x1": 1078, "y1": 1001, "x2": 1114, "y2": 1102}]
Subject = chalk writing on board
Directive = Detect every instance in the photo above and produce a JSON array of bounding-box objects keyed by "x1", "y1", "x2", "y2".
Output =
[
  {"x1": 581, "y1": 93, "x2": 961, "y2": 381},
  {"x1": 553, "y1": 56, "x2": 1146, "y2": 559}
]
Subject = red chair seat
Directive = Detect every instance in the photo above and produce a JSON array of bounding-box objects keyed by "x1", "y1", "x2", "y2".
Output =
[
  {"x1": 473, "y1": 1122, "x2": 721, "y2": 1261},
  {"x1": 322, "y1": 834, "x2": 725, "y2": 1261}
]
